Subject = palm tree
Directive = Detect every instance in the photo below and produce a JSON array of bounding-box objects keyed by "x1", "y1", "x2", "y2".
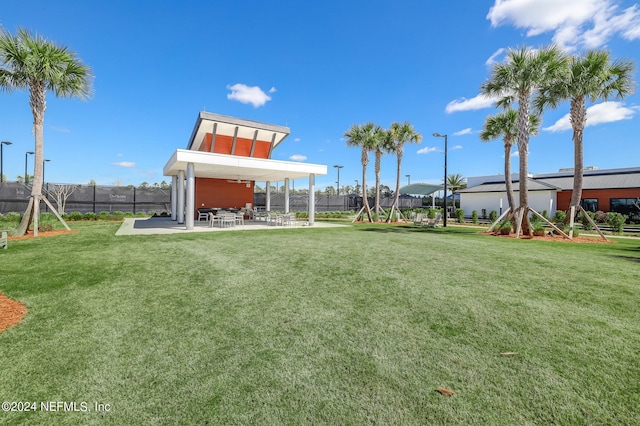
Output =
[
  {"x1": 372, "y1": 125, "x2": 389, "y2": 219},
  {"x1": 385, "y1": 122, "x2": 422, "y2": 223},
  {"x1": 0, "y1": 28, "x2": 92, "y2": 236},
  {"x1": 536, "y1": 50, "x2": 635, "y2": 212},
  {"x1": 446, "y1": 173, "x2": 467, "y2": 212},
  {"x1": 344, "y1": 122, "x2": 377, "y2": 222},
  {"x1": 481, "y1": 45, "x2": 568, "y2": 236},
  {"x1": 479, "y1": 109, "x2": 541, "y2": 214}
]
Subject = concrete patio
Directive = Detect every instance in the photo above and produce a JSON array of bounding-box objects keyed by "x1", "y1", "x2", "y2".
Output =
[{"x1": 115, "y1": 216, "x2": 347, "y2": 236}]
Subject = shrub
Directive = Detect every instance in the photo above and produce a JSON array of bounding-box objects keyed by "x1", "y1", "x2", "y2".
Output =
[
  {"x1": 98, "y1": 211, "x2": 111, "y2": 219},
  {"x1": 68, "y1": 211, "x2": 83, "y2": 221},
  {"x1": 530, "y1": 214, "x2": 541, "y2": 225},
  {"x1": 499, "y1": 220, "x2": 512, "y2": 235},
  {"x1": 572, "y1": 227, "x2": 580, "y2": 237},
  {"x1": 124, "y1": 212, "x2": 135, "y2": 218},
  {"x1": 532, "y1": 223, "x2": 545, "y2": 236},
  {"x1": 4, "y1": 212, "x2": 22, "y2": 222},
  {"x1": 471, "y1": 210, "x2": 478, "y2": 224},
  {"x1": 40, "y1": 212, "x2": 56, "y2": 221},
  {"x1": 135, "y1": 211, "x2": 146, "y2": 217},
  {"x1": 481, "y1": 209, "x2": 487, "y2": 219},
  {"x1": 594, "y1": 210, "x2": 608, "y2": 223},
  {"x1": 607, "y1": 212, "x2": 627, "y2": 234},
  {"x1": 455, "y1": 208, "x2": 465, "y2": 223},
  {"x1": 427, "y1": 209, "x2": 437, "y2": 219},
  {"x1": 489, "y1": 210, "x2": 498, "y2": 222},
  {"x1": 83, "y1": 212, "x2": 98, "y2": 221},
  {"x1": 553, "y1": 210, "x2": 566, "y2": 224},
  {"x1": 579, "y1": 211, "x2": 595, "y2": 231},
  {"x1": 112, "y1": 211, "x2": 125, "y2": 220},
  {"x1": 541, "y1": 210, "x2": 549, "y2": 220},
  {"x1": 38, "y1": 223, "x2": 54, "y2": 232}
]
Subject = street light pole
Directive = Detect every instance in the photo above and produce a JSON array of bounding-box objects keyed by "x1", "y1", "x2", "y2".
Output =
[
  {"x1": 25, "y1": 151, "x2": 34, "y2": 184},
  {"x1": 43, "y1": 159, "x2": 50, "y2": 184},
  {"x1": 333, "y1": 165, "x2": 343, "y2": 195},
  {"x1": 432, "y1": 133, "x2": 448, "y2": 227},
  {"x1": 354, "y1": 179, "x2": 359, "y2": 195},
  {"x1": 1, "y1": 141, "x2": 12, "y2": 183},
  {"x1": 405, "y1": 174, "x2": 411, "y2": 185}
]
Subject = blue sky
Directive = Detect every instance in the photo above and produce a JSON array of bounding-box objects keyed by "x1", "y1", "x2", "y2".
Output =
[{"x1": 1, "y1": 0, "x2": 639, "y2": 190}]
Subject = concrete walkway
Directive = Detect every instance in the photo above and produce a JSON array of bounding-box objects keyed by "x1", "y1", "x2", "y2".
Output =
[{"x1": 115, "y1": 217, "x2": 348, "y2": 236}]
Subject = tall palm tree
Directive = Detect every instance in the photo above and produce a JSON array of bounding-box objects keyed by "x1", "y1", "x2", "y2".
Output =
[
  {"x1": 0, "y1": 28, "x2": 92, "y2": 236},
  {"x1": 481, "y1": 45, "x2": 568, "y2": 235},
  {"x1": 536, "y1": 50, "x2": 635, "y2": 211},
  {"x1": 372, "y1": 125, "x2": 389, "y2": 219},
  {"x1": 385, "y1": 122, "x2": 422, "y2": 223},
  {"x1": 446, "y1": 173, "x2": 467, "y2": 212},
  {"x1": 479, "y1": 109, "x2": 541, "y2": 213},
  {"x1": 344, "y1": 122, "x2": 376, "y2": 222}
]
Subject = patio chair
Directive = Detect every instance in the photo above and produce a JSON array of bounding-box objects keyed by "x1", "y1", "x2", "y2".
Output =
[
  {"x1": 197, "y1": 208, "x2": 213, "y2": 221},
  {"x1": 223, "y1": 212, "x2": 236, "y2": 227},
  {"x1": 413, "y1": 213, "x2": 424, "y2": 226},
  {"x1": 282, "y1": 213, "x2": 293, "y2": 226},
  {"x1": 426, "y1": 213, "x2": 442, "y2": 227}
]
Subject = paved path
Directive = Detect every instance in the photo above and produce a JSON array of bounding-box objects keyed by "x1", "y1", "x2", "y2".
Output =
[{"x1": 116, "y1": 217, "x2": 347, "y2": 236}]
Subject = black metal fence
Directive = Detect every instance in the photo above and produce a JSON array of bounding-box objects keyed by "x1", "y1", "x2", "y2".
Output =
[
  {"x1": 1, "y1": 181, "x2": 425, "y2": 215},
  {"x1": 0, "y1": 182, "x2": 171, "y2": 215}
]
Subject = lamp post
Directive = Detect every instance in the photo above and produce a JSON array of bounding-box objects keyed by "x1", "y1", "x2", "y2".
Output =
[
  {"x1": 1, "y1": 141, "x2": 12, "y2": 183},
  {"x1": 25, "y1": 151, "x2": 34, "y2": 184},
  {"x1": 432, "y1": 133, "x2": 448, "y2": 227},
  {"x1": 405, "y1": 174, "x2": 411, "y2": 185},
  {"x1": 354, "y1": 179, "x2": 359, "y2": 195},
  {"x1": 333, "y1": 165, "x2": 343, "y2": 196},
  {"x1": 43, "y1": 159, "x2": 50, "y2": 184}
]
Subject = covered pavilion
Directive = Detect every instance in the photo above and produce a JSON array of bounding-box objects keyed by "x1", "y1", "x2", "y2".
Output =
[{"x1": 163, "y1": 112, "x2": 327, "y2": 230}]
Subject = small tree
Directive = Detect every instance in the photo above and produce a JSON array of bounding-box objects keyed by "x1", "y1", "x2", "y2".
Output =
[{"x1": 43, "y1": 184, "x2": 79, "y2": 215}]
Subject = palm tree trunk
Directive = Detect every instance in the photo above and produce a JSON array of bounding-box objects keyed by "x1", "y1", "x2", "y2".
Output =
[
  {"x1": 517, "y1": 93, "x2": 531, "y2": 236},
  {"x1": 504, "y1": 140, "x2": 516, "y2": 214},
  {"x1": 17, "y1": 84, "x2": 47, "y2": 236},
  {"x1": 361, "y1": 148, "x2": 372, "y2": 222},
  {"x1": 569, "y1": 98, "x2": 586, "y2": 209},
  {"x1": 374, "y1": 150, "x2": 381, "y2": 217},
  {"x1": 387, "y1": 148, "x2": 403, "y2": 223}
]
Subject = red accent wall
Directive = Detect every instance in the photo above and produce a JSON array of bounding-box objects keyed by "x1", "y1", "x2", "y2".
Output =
[
  {"x1": 557, "y1": 188, "x2": 640, "y2": 211},
  {"x1": 194, "y1": 178, "x2": 254, "y2": 217},
  {"x1": 197, "y1": 133, "x2": 272, "y2": 158}
]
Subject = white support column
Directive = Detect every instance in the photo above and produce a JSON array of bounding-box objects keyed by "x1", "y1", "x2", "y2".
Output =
[
  {"x1": 186, "y1": 163, "x2": 195, "y2": 230},
  {"x1": 266, "y1": 180, "x2": 271, "y2": 211},
  {"x1": 284, "y1": 178, "x2": 290, "y2": 213},
  {"x1": 177, "y1": 169, "x2": 185, "y2": 224},
  {"x1": 171, "y1": 175, "x2": 177, "y2": 221},
  {"x1": 308, "y1": 174, "x2": 315, "y2": 225}
]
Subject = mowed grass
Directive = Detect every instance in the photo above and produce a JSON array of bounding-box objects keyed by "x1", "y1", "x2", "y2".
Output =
[{"x1": 1, "y1": 221, "x2": 639, "y2": 425}]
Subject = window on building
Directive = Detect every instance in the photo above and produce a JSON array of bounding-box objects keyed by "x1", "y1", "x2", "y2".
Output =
[
  {"x1": 610, "y1": 198, "x2": 637, "y2": 215},
  {"x1": 580, "y1": 198, "x2": 598, "y2": 212}
]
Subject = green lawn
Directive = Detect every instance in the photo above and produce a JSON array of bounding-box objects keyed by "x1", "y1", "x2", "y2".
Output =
[{"x1": 1, "y1": 221, "x2": 639, "y2": 425}]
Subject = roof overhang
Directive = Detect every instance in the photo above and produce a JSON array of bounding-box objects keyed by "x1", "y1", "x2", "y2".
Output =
[
  {"x1": 187, "y1": 111, "x2": 290, "y2": 152},
  {"x1": 163, "y1": 150, "x2": 327, "y2": 182}
]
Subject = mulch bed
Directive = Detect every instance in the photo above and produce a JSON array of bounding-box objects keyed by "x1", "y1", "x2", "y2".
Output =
[
  {"x1": 484, "y1": 231, "x2": 611, "y2": 243},
  {"x1": 0, "y1": 293, "x2": 28, "y2": 333},
  {"x1": 8, "y1": 229, "x2": 79, "y2": 241}
]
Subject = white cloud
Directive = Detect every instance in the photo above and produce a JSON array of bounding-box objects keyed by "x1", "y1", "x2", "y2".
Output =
[
  {"x1": 50, "y1": 126, "x2": 70, "y2": 133},
  {"x1": 268, "y1": 87, "x2": 277, "y2": 93},
  {"x1": 417, "y1": 146, "x2": 439, "y2": 154},
  {"x1": 111, "y1": 161, "x2": 136, "y2": 168},
  {"x1": 487, "y1": 0, "x2": 640, "y2": 51},
  {"x1": 226, "y1": 83, "x2": 272, "y2": 107},
  {"x1": 485, "y1": 48, "x2": 506, "y2": 66},
  {"x1": 451, "y1": 145, "x2": 463, "y2": 151},
  {"x1": 543, "y1": 101, "x2": 638, "y2": 132},
  {"x1": 294, "y1": 137, "x2": 301, "y2": 142},
  {"x1": 289, "y1": 154, "x2": 307, "y2": 161},
  {"x1": 454, "y1": 128, "x2": 472, "y2": 136},
  {"x1": 446, "y1": 94, "x2": 496, "y2": 113}
]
